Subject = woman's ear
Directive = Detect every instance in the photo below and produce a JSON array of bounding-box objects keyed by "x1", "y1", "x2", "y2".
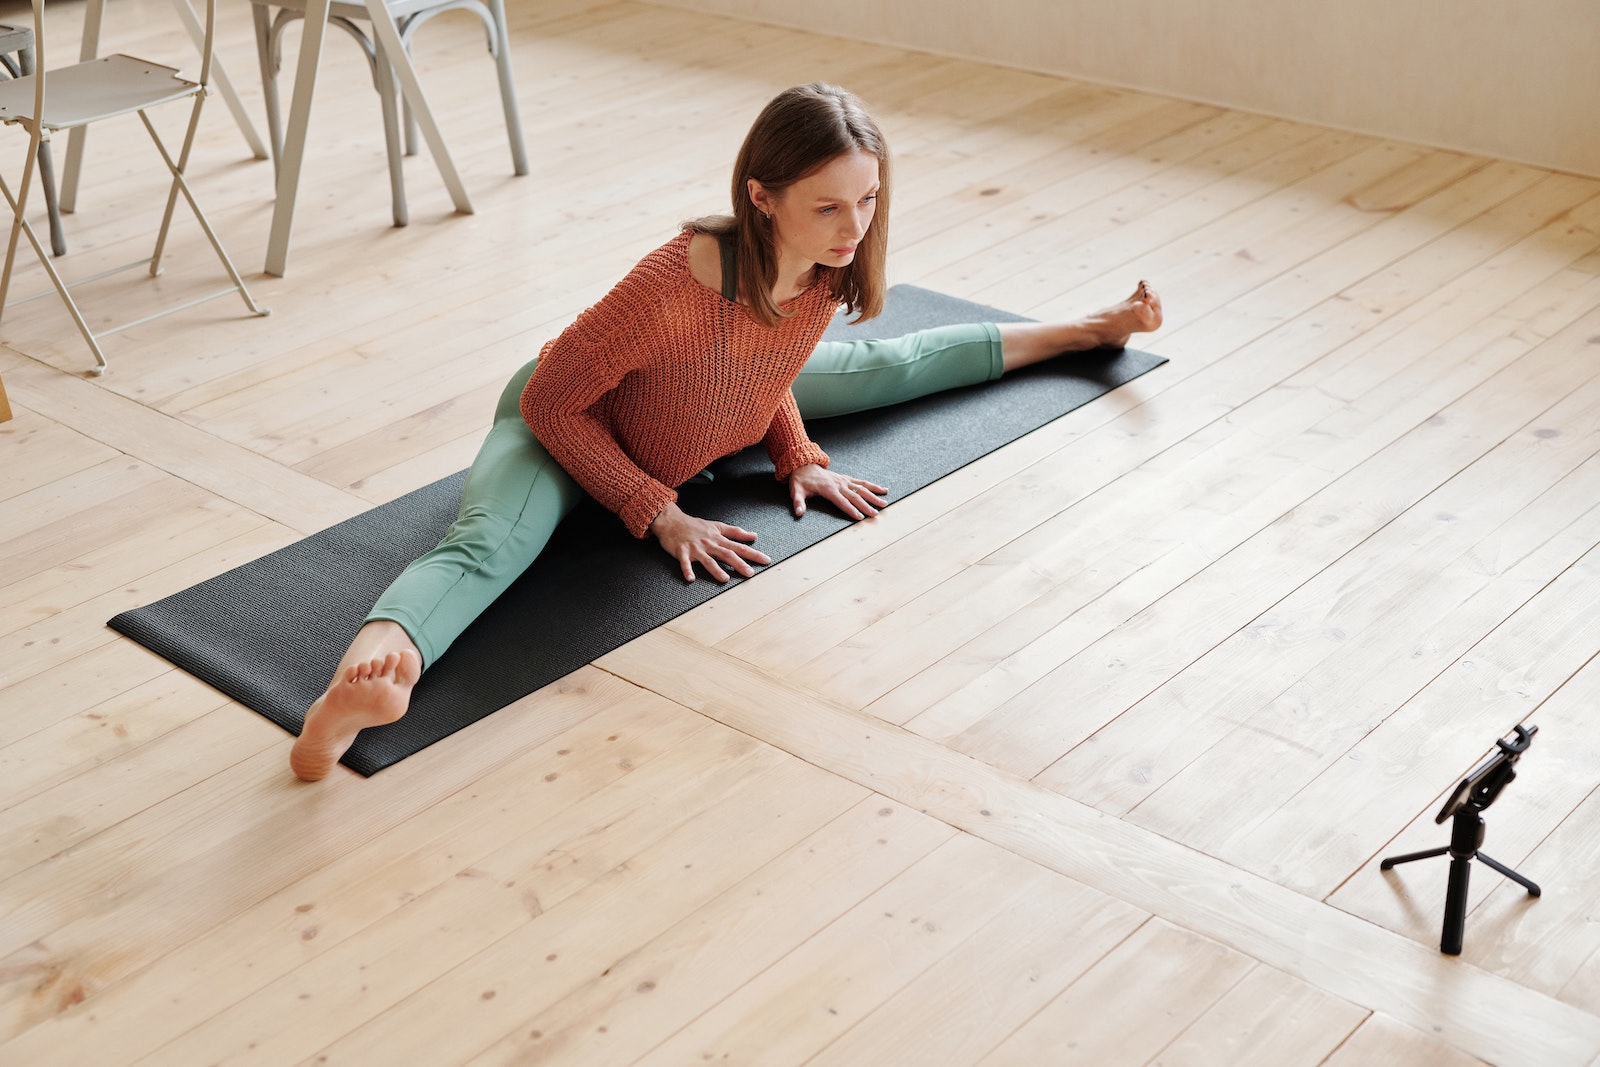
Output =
[{"x1": 747, "y1": 178, "x2": 773, "y2": 217}]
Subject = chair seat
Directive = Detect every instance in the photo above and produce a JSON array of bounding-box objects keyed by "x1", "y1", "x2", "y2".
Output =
[
  {"x1": 0, "y1": 26, "x2": 34, "y2": 55},
  {"x1": 0, "y1": 55, "x2": 198, "y2": 132}
]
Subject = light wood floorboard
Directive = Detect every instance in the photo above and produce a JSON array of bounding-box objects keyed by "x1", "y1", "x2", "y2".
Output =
[{"x1": 1, "y1": 1, "x2": 1597, "y2": 1064}]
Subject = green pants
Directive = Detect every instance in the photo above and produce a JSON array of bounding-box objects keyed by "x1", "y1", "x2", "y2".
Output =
[{"x1": 369, "y1": 322, "x2": 1003, "y2": 668}]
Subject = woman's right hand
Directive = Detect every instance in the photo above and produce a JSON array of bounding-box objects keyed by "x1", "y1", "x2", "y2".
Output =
[{"x1": 649, "y1": 502, "x2": 772, "y2": 583}]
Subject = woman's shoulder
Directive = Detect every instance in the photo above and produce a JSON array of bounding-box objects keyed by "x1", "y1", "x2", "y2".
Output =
[
  {"x1": 617, "y1": 229, "x2": 697, "y2": 293},
  {"x1": 683, "y1": 230, "x2": 724, "y2": 296},
  {"x1": 579, "y1": 231, "x2": 704, "y2": 325}
]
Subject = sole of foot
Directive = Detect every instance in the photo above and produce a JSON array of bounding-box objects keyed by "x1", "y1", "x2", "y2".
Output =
[{"x1": 290, "y1": 648, "x2": 421, "y2": 781}]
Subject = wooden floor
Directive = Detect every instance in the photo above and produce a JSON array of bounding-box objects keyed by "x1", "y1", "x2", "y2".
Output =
[{"x1": 3, "y1": 1, "x2": 1600, "y2": 1063}]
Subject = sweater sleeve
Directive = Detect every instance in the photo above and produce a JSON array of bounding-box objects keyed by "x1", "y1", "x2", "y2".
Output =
[
  {"x1": 763, "y1": 387, "x2": 830, "y2": 481},
  {"x1": 521, "y1": 275, "x2": 678, "y2": 539}
]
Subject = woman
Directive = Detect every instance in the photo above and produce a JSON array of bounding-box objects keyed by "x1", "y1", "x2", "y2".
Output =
[{"x1": 291, "y1": 83, "x2": 1162, "y2": 781}]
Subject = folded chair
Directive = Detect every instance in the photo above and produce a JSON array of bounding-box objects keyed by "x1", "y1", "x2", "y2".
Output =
[
  {"x1": 0, "y1": 0, "x2": 268, "y2": 375},
  {"x1": 249, "y1": 0, "x2": 527, "y2": 227}
]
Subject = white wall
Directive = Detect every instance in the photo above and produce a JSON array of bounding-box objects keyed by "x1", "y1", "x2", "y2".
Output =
[{"x1": 644, "y1": 0, "x2": 1600, "y2": 178}]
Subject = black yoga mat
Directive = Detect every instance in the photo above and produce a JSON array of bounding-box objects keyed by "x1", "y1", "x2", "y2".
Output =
[{"x1": 110, "y1": 286, "x2": 1165, "y2": 775}]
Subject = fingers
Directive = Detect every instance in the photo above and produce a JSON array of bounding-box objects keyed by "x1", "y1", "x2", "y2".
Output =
[
  {"x1": 708, "y1": 525, "x2": 770, "y2": 567},
  {"x1": 698, "y1": 553, "x2": 731, "y2": 583},
  {"x1": 793, "y1": 472, "x2": 891, "y2": 521},
  {"x1": 825, "y1": 478, "x2": 890, "y2": 521},
  {"x1": 854, "y1": 480, "x2": 890, "y2": 509},
  {"x1": 707, "y1": 538, "x2": 761, "y2": 581},
  {"x1": 831, "y1": 497, "x2": 866, "y2": 520},
  {"x1": 681, "y1": 544, "x2": 732, "y2": 583},
  {"x1": 657, "y1": 507, "x2": 776, "y2": 584},
  {"x1": 732, "y1": 541, "x2": 772, "y2": 567},
  {"x1": 680, "y1": 531, "x2": 769, "y2": 584},
  {"x1": 714, "y1": 523, "x2": 761, "y2": 544}
]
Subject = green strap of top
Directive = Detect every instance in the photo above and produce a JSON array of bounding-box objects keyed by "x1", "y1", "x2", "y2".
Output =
[{"x1": 717, "y1": 232, "x2": 738, "y2": 303}]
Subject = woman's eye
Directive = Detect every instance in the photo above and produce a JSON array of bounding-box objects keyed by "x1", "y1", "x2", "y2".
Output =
[
  {"x1": 862, "y1": 195, "x2": 878, "y2": 205},
  {"x1": 819, "y1": 206, "x2": 836, "y2": 215}
]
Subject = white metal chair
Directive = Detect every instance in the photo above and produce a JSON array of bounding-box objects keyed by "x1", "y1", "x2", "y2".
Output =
[
  {"x1": 0, "y1": 0, "x2": 268, "y2": 375},
  {"x1": 249, "y1": 0, "x2": 527, "y2": 227}
]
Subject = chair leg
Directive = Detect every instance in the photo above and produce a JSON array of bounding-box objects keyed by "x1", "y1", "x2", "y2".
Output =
[
  {"x1": 397, "y1": 0, "x2": 525, "y2": 178},
  {"x1": 152, "y1": 111, "x2": 190, "y2": 276},
  {"x1": 261, "y1": 6, "x2": 405, "y2": 225},
  {"x1": 486, "y1": 0, "x2": 527, "y2": 176},
  {"x1": 36, "y1": 142, "x2": 67, "y2": 257},
  {"x1": 373, "y1": 53, "x2": 408, "y2": 227},
  {"x1": 140, "y1": 107, "x2": 268, "y2": 318},
  {"x1": 401, "y1": 51, "x2": 419, "y2": 159},
  {"x1": 58, "y1": 0, "x2": 107, "y2": 218},
  {"x1": 163, "y1": 0, "x2": 271, "y2": 161},
  {"x1": 0, "y1": 129, "x2": 42, "y2": 320},
  {"x1": 11, "y1": 42, "x2": 69, "y2": 254},
  {"x1": 0, "y1": 108, "x2": 267, "y2": 378},
  {"x1": 254, "y1": 3, "x2": 285, "y2": 179},
  {"x1": 0, "y1": 168, "x2": 110, "y2": 374}
]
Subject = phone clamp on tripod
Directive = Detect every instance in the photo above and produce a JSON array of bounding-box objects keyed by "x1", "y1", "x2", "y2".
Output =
[{"x1": 1380, "y1": 724, "x2": 1541, "y2": 956}]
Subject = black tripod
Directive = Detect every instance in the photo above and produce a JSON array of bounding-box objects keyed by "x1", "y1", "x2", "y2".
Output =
[{"x1": 1380, "y1": 725, "x2": 1541, "y2": 956}]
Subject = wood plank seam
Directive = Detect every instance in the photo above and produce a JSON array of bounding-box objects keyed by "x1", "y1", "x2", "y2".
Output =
[
  {"x1": 0, "y1": 352, "x2": 371, "y2": 535},
  {"x1": 597, "y1": 628, "x2": 1600, "y2": 1067}
]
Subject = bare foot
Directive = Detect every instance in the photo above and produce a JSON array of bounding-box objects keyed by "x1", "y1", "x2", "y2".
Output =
[
  {"x1": 290, "y1": 649, "x2": 421, "y2": 781},
  {"x1": 1086, "y1": 280, "x2": 1163, "y2": 349}
]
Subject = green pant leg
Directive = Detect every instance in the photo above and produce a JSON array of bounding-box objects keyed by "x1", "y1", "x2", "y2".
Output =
[
  {"x1": 791, "y1": 322, "x2": 1003, "y2": 419},
  {"x1": 367, "y1": 358, "x2": 585, "y2": 670}
]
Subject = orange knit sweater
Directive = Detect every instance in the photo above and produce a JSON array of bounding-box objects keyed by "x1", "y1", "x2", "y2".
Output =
[{"x1": 521, "y1": 230, "x2": 837, "y2": 538}]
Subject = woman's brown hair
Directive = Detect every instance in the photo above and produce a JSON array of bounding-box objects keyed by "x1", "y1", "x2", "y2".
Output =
[{"x1": 688, "y1": 83, "x2": 890, "y2": 328}]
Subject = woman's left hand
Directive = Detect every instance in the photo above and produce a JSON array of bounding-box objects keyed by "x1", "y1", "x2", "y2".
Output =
[{"x1": 788, "y1": 464, "x2": 889, "y2": 520}]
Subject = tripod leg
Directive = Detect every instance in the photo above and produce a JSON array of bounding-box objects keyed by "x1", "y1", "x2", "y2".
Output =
[
  {"x1": 1476, "y1": 853, "x2": 1541, "y2": 897},
  {"x1": 1441, "y1": 854, "x2": 1472, "y2": 955},
  {"x1": 1380, "y1": 846, "x2": 1449, "y2": 869}
]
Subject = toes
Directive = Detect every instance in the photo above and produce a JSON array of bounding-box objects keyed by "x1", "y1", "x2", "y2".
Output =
[
  {"x1": 1131, "y1": 281, "x2": 1162, "y2": 330},
  {"x1": 336, "y1": 649, "x2": 422, "y2": 693},
  {"x1": 350, "y1": 653, "x2": 399, "y2": 683}
]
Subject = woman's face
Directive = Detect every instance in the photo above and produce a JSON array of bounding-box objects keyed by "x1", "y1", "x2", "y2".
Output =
[{"x1": 752, "y1": 149, "x2": 880, "y2": 269}]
